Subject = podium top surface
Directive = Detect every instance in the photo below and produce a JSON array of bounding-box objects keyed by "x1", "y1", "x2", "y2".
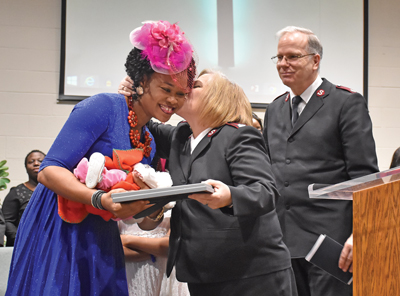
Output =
[{"x1": 308, "y1": 167, "x2": 400, "y2": 200}]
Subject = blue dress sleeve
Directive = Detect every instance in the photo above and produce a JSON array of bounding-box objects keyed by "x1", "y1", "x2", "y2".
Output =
[{"x1": 40, "y1": 93, "x2": 117, "y2": 172}]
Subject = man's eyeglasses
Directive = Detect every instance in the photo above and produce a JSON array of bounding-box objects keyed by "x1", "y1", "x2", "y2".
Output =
[{"x1": 271, "y1": 53, "x2": 316, "y2": 64}]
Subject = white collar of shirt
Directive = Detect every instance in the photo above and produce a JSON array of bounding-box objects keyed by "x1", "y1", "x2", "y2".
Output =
[
  {"x1": 290, "y1": 76, "x2": 323, "y2": 115},
  {"x1": 190, "y1": 128, "x2": 212, "y2": 154}
]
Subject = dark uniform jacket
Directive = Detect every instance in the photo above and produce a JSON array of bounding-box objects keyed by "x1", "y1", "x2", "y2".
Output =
[
  {"x1": 148, "y1": 121, "x2": 291, "y2": 284},
  {"x1": 263, "y1": 78, "x2": 378, "y2": 257}
]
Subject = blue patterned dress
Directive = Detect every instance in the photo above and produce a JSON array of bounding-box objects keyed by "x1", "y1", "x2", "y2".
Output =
[{"x1": 6, "y1": 93, "x2": 156, "y2": 296}]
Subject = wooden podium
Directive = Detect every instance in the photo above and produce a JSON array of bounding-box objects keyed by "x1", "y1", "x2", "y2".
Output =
[{"x1": 309, "y1": 168, "x2": 400, "y2": 296}]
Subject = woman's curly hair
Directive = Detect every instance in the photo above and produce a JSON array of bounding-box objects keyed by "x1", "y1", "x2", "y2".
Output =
[
  {"x1": 125, "y1": 48, "x2": 155, "y2": 102},
  {"x1": 125, "y1": 48, "x2": 196, "y2": 102}
]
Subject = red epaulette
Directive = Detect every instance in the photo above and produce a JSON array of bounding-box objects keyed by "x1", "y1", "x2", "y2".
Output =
[
  {"x1": 336, "y1": 85, "x2": 356, "y2": 93},
  {"x1": 207, "y1": 123, "x2": 245, "y2": 138},
  {"x1": 226, "y1": 122, "x2": 240, "y2": 128},
  {"x1": 273, "y1": 91, "x2": 290, "y2": 102}
]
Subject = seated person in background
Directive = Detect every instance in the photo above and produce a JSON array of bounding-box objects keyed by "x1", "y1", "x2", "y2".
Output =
[
  {"x1": 2, "y1": 150, "x2": 45, "y2": 246},
  {"x1": 252, "y1": 112, "x2": 263, "y2": 133},
  {"x1": 389, "y1": 147, "x2": 400, "y2": 169}
]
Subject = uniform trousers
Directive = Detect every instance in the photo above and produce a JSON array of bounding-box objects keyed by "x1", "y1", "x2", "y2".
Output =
[
  {"x1": 291, "y1": 258, "x2": 352, "y2": 296},
  {"x1": 187, "y1": 267, "x2": 298, "y2": 296}
]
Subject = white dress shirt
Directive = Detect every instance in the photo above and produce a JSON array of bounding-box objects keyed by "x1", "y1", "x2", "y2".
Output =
[{"x1": 290, "y1": 76, "x2": 323, "y2": 115}]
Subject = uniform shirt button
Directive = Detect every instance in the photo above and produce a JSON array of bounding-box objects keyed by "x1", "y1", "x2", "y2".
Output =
[
  {"x1": 288, "y1": 138, "x2": 294, "y2": 143},
  {"x1": 284, "y1": 181, "x2": 289, "y2": 187},
  {"x1": 286, "y1": 159, "x2": 291, "y2": 164},
  {"x1": 285, "y1": 203, "x2": 291, "y2": 210}
]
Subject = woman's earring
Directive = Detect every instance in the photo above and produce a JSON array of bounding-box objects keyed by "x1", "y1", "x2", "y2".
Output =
[{"x1": 136, "y1": 86, "x2": 144, "y2": 95}]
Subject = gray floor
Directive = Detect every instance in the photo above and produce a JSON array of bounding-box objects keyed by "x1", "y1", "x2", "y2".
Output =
[{"x1": 0, "y1": 247, "x2": 12, "y2": 296}]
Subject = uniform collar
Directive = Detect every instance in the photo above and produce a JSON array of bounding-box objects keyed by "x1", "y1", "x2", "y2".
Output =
[
  {"x1": 189, "y1": 128, "x2": 212, "y2": 154},
  {"x1": 290, "y1": 75, "x2": 323, "y2": 104}
]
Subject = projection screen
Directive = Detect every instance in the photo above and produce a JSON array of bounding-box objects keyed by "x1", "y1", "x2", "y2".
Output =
[{"x1": 60, "y1": 0, "x2": 366, "y2": 107}]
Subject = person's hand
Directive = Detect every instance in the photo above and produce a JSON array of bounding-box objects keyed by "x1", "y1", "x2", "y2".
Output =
[
  {"x1": 133, "y1": 171, "x2": 151, "y2": 190},
  {"x1": 101, "y1": 188, "x2": 152, "y2": 219},
  {"x1": 188, "y1": 179, "x2": 232, "y2": 209},
  {"x1": 338, "y1": 233, "x2": 353, "y2": 273},
  {"x1": 118, "y1": 76, "x2": 135, "y2": 96}
]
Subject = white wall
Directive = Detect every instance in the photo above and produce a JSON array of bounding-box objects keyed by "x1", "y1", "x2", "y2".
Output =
[
  {"x1": 0, "y1": 0, "x2": 399, "y2": 203},
  {"x1": 368, "y1": 0, "x2": 400, "y2": 170},
  {"x1": 0, "y1": 1, "x2": 73, "y2": 202}
]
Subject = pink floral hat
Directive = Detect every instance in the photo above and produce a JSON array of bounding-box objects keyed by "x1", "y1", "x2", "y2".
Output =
[{"x1": 130, "y1": 20, "x2": 194, "y2": 75}]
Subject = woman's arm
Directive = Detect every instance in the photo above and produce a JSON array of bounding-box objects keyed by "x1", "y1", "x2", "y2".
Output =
[
  {"x1": 146, "y1": 121, "x2": 175, "y2": 159},
  {"x1": 122, "y1": 246, "x2": 152, "y2": 262},
  {"x1": 189, "y1": 126, "x2": 278, "y2": 216},
  {"x1": 38, "y1": 166, "x2": 94, "y2": 204},
  {"x1": 39, "y1": 166, "x2": 151, "y2": 219},
  {"x1": 120, "y1": 230, "x2": 170, "y2": 258},
  {"x1": 38, "y1": 94, "x2": 153, "y2": 219},
  {"x1": 225, "y1": 126, "x2": 279, "y2": 217},
  {"x1": 188, "y1": 179, "x2": 232, "y2": 209}
]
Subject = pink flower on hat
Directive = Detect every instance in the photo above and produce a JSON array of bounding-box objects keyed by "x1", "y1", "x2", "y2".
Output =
[
  {"x1": 130, "y1": 20, "x2": 193, "y2": 75},
  {"x1": 151, "y1": 22, "x2": 179, "y2": 48}
]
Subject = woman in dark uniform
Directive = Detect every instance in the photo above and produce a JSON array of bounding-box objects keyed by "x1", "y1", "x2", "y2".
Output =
[{"x1": 142, "y1": 69, "x2": 297, "y2": 296}]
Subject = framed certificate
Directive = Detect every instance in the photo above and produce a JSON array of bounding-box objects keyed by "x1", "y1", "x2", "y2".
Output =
[
  {"x1": 112, "y1": 183, "x2": 214, "y2": 203},
  {"x1": 112, "y1": 183, "x2": 214, "y2": 218}
]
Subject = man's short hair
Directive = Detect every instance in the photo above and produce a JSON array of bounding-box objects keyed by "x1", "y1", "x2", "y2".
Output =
[{"x1": 276, "y1": 26, "x2": 323, "y2": 59}]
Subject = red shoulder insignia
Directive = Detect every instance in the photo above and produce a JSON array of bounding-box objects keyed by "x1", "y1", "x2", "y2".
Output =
[
  {"x1": 316, "y1": 89, "x2": 325, "y2": 97},
  {"x1": 207, "y1": 129, "x2": 217, "y2": 137},
  {"x1": 273, "y1": 91, "x2": 289, "y2": 102},
  {"x1": 208, "y1": 123, "x2": 246, "y2": 137},
  {"x1": 336, "y1": 85, "x2": 356, "y2": 93}
]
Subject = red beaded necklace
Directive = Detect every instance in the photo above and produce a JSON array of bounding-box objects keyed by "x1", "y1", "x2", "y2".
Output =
[{"x1": 127, "y1": 96, "x2": 152, "y2": 157}]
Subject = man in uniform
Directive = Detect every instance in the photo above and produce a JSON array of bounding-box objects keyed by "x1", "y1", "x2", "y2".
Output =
[{"x1": 263, "y1": 26, "x2": 378, "y2": 296}]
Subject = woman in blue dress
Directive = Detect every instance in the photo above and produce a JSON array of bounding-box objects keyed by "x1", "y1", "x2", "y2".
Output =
[{"x1": 5, "y1": 20, "x2": 196, "y2": 296}]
